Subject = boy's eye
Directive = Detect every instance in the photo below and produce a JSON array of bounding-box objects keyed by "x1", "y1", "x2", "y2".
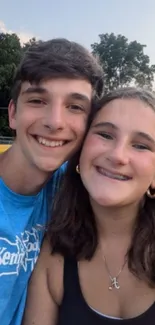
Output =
[
  {"x1": 69, "y1": 104, "x2": 84, "y2": 111},
  {"x1": 29, "y1": 99, "x2": 45, "y2": 104}
]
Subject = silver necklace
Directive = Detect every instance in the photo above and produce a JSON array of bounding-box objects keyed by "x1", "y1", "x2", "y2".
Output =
[{"x1": 101, "y1": 250, "x2": 127, "y2": 290}]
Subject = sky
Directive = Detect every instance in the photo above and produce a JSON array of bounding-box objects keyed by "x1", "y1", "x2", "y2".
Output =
[{"x1": 0, "y1": 0, "x2": 155, "y2": 63}]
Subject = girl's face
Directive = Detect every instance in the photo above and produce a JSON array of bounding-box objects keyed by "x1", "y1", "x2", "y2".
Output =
[{"x1": 79, "y1": 98, "x2": 155, "y2": 208}]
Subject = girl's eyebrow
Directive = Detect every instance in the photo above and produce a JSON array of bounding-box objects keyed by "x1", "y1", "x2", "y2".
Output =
[{"x1": 92, "y1": 121, "x2": 118, "y2": 130}]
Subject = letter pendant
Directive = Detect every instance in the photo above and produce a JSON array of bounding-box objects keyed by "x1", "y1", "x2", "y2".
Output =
[{"x1": 109, "y1": 277, "x2": 120, "y2": 290}]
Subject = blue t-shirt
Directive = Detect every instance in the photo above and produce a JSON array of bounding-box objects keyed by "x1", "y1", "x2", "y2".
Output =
[{"x1": 0, "y1": 166, "x2": 64, "y2": 325}]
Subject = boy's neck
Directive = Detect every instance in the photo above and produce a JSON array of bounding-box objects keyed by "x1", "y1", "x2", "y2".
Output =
[{"x1": 0, "y1": 147, "x2": 52, "y2": 195}]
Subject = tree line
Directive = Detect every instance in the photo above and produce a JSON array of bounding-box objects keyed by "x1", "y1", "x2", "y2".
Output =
[{"x1": 0, "y1": 32, "x2": 155, "y2": 137}]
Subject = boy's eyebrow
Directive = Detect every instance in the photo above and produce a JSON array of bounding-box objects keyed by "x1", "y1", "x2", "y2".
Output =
[
  {"x1": 21, "y1": 86, "x2": 48, "y2": 95},
  {"x1": 69, "y1": 92, "x2": 90, "y2": 103},
  {"x1": 21, "y1": 88, "x2": 90, "y2": 103}
]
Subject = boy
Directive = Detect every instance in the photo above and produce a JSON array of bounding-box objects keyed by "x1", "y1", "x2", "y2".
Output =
[{"x1": 0, "y1": 38, "x2": 104, "y2": 324}]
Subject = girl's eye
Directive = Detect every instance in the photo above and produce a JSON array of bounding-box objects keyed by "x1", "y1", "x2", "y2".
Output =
[
  {"x1": 97, "y1": 132, "x2": 113, "y2": 140},
  {"x1": 133, "y1": 143, "x2": 150, "y2": 150}
]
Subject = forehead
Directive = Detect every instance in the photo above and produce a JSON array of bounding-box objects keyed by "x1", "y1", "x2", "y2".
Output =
[
  {"x1": 19, "y1": 79, "x2": 93, "y2": 100},
  {"x1": 92, "y1": 98, "x2": 155, "y2": 133}
]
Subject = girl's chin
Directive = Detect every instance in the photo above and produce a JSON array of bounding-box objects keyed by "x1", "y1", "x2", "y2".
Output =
[{"x1": 91, "y1": 196, "x2": 121, "y2": 208}]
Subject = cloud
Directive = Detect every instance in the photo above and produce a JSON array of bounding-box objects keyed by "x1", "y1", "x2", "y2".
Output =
[{"x1": 0, "y1": 20, "x2": 35, "y2": 45}]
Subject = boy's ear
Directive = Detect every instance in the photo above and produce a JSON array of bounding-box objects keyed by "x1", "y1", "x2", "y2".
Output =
[{"x1": 8, "y1": 100, "x2": 17, "y2": 130}]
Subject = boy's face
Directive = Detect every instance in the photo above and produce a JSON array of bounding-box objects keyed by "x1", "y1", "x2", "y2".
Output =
[{"x1": 8, "y1": 78, "x2": 92, "y2": 172}]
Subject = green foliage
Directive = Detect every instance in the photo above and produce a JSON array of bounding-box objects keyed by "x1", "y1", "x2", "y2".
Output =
[
  {"x1": 0, "y1": 34, "x2": 37, "y2": 137},
  {"x1": 0, "y1": 111, "x2": 14, "y2": 137},
  {"x1": 0, "y1": 32, "x2": 155, "y2": 137},
  {"x1": 0, "y1": 33, "x2": 22, "y2": 106},
  {"x1": 0, "y1": 33, "x2": 37, "y2": 106},
  {"x1": 22, "y1": 37, "x2": 38, "y2": 52},
  {"x1": 91, "y1": 33, "x2": 155, "y2": 92}
]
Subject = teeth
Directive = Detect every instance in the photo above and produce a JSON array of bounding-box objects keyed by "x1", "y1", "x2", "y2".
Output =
[
  {"x1": 98, "y1": 168, "x2": 129, "y2": 181},
  {"x1": 105, "y1": 171, "x2": 127, "y2": 180},
  {"x1": 37, "y1": 136, "x2": 64, "y2": 147}
]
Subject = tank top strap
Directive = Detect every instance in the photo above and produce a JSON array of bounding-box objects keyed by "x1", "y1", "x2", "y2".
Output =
[{"x1": 63, "y1": 257, "x2": 79, "y2": 295}]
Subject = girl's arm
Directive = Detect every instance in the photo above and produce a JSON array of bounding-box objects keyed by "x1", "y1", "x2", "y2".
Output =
[{"x1": 22, "y1": 239, "x2": 58, "y2": 325}]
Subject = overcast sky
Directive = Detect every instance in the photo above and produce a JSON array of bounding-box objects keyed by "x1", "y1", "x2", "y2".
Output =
[{"x1": 1, "y1": 0, "x2": 155, "y2": 63}]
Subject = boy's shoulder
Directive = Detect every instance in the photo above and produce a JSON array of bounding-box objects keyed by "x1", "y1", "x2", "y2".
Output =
[
  {"x1": 0, "y1": 151, "x2": 5, "y2": 175},
  {"x1": 46, "y1": 163, "x2": 67, "y2": 208},
  {"x1": 52, "y1": 162, "x2": 67, "y2": 181},
  {"x1": 48, "y1": 162, "x2": 67, "y2": 185}
]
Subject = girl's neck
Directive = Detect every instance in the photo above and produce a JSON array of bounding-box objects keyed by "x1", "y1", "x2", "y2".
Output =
[{"x1": 91, "y1": 199, "x2": 140, "y2": 240}]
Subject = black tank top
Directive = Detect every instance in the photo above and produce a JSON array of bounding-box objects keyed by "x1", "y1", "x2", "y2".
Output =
[{"x1": 57, "y1": 257, "x2": 155, "y2": 325}]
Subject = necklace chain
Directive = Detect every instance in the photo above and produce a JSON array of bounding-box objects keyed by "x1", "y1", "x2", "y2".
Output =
[{"x1": 100, "y1": 248, "x2": 127, "y2": 290}]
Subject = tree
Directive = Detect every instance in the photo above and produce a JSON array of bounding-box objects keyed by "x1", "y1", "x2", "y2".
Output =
[
  {"x1": 0, "y1": 110, "x2": 14, "y2": 137},
  {"x1": 22, "y1": 37, "x2": 38, "y2": 52},
  {"x1": 0, "y1": 34, "x2": 38, "y2": 106},
  {"x1": 91, "y1": 33, "x2": 155, "y2": 92},
  {"x1": 0, "y1": 33, "x2": 22, "y2": 106},
  {"x1": 0, "y1": 34, "x2": 38, "y2": 138}
]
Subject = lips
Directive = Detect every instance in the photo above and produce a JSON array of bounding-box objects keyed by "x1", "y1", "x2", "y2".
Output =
[{"x1": 96, "y1": 166, "x2": 131, "y2": 181}]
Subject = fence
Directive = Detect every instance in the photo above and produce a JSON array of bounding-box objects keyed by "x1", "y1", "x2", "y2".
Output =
[{"x1": 0, "y1": 136, "x2": 13, "y2": 144}]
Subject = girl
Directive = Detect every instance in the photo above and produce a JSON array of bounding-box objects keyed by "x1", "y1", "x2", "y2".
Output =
[{"x1": 23, "y1": 87, "x2": 155, "y2": 324}]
